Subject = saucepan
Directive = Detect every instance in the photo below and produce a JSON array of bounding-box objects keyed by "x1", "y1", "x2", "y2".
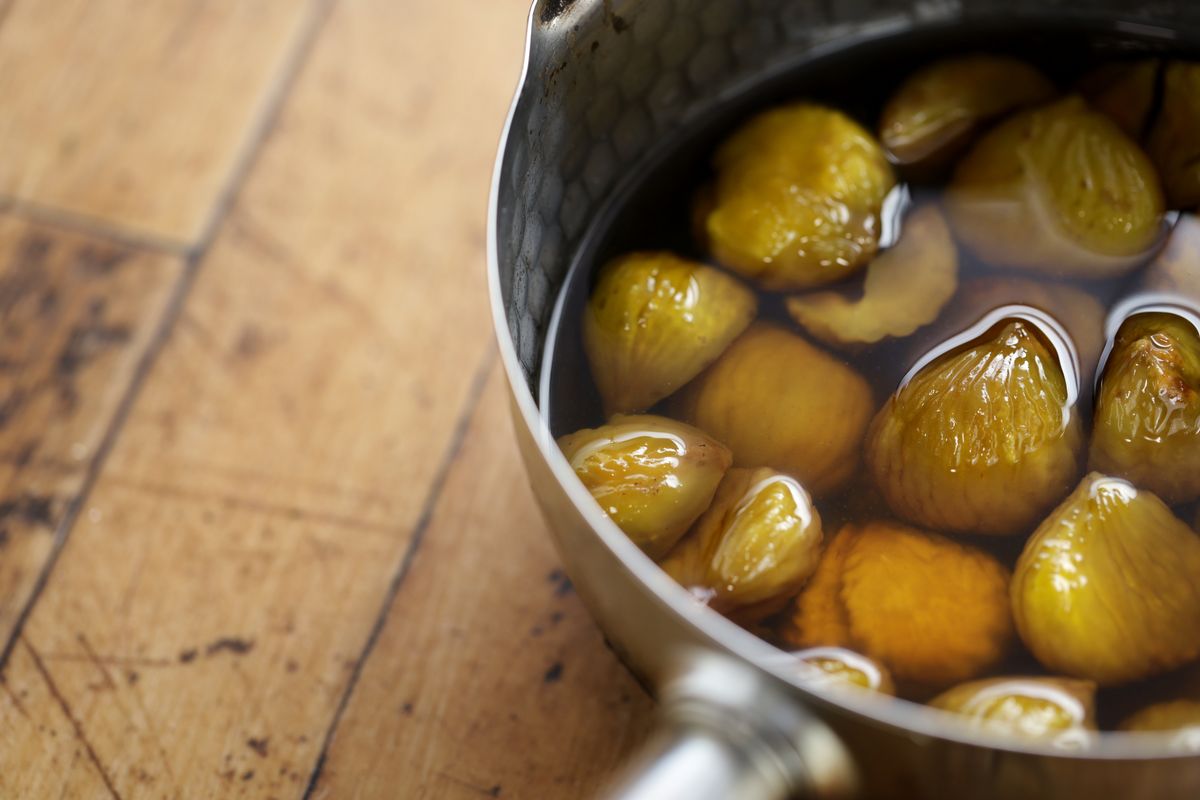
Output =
[{"x1": 486, "y1": 1, "x2": 1200, "y2": 797}]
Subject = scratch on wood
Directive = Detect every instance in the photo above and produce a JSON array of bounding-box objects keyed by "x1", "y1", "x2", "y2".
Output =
[
  {"x1": 76, "y1": 634, "x2": 118, "y2": 692},
  {"x1": 0, "y1": 674, "x2": 30, "y2": 721},
  {"x1": 300, "y1": 349, "x2": 498, "y2": 799},
  {"x1": 24, "y1": 638, "x2": 123, "y2": 799},
  {"x1": 101, "y1": 473, "x2": 403, "y2": 537},
  {"x1": 41, "y1": 652, "x2": 176, "y2": 668},
  {"x1": 437, "y1": 771, "x2": 504, "y2": 797}
]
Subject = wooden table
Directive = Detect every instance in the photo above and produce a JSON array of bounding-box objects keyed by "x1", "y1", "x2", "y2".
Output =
[{"x1": 0, "y1": 1, "x2": 654, "y2": 796}]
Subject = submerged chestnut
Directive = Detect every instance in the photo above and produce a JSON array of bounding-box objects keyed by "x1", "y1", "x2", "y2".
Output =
[
  {"x1": 785, "y1": 204, "x2": 958, "y2": 348},
  {"x1": 868, "y1": 316, "x2": 1083, "y2": 536},
  {"x1": 1147, "y1": 61, "x2": 1200, "y2": 209},
  {"x1": 672, "y1": 323, "x2": 873, "y2": 496},
  {"x1": 1011, "y1": 473, "x2": 1200, "y2": 686},
  {"x1": 792, "y1": 646, "x2": 895, "y2": 696},
  {"x1": 1121, "y1": 700, "x2": 1200, "y2": 751},
  {"x1": 702, "y1": 103, "x2": 896, "y2": 290},
  {"x1": 1078, "y1": 58, "x2": 1160, "y2": 139},
  {"x1": 930, "y1": 676, "x2": 1096, "y2": 748},
  {"x1": 879, "y1": 54, "x2": 1054, "y2": 171},
  {"x1": 583, "y1": 251, "x2": 757, "y2": 416},
  {"x1": 947, "y1": 96, "x2": 1165, "y2": 278},
  {"x1": 1090, "y1": 311, "x2": 1200, "y2": 504},
  {"x1": 558, "y1": 415, "x2": 732, "y2": 559},
  {"x1": 784, "y1": 521, "x2": 1013, "y2": 689},
  {"x1": 661, "y1": 467, "x2": 822, "y2": 615}
]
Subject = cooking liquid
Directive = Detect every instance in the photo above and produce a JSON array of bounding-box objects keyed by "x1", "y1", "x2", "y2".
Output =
[{"x1": 540, "y1": 22, "x2": 1200, "y2": 731}]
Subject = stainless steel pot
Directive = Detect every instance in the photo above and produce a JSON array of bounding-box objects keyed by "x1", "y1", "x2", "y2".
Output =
[{"x1": 486, "y1": 2, "x2": 1200, "y2": 797}]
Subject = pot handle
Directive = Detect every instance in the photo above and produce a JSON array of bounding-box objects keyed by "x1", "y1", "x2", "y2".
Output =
[{"x1": 602, "y1": 656, "x2": 859, "y2": 800}]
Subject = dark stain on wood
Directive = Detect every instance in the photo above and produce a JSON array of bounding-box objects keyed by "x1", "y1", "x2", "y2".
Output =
[
  {"x1": 54, "y1": 300, "x2": 132, "y2": 412},
  {"x1": 233, "y1": 324, "x2": 268, "y2": 359},
  {"x1": 546, "y1": 568, "x2": 573, "y2": 597},
  {"x1": 0, "y1": 493, "x2": 59, "y2": 529},
  {"x1": 400, "y1": 701, "x2": 414, "y2": 716},
  {"x1": 247, "y1": 737, "x2": 269, "y2": 758},
  {"x1": 0, "y1": 235, "x2": 51, "y2": 319},
  {"x1": 241, "y1": 770, "x2": 255, "y2": 781},
  {"x1": 71, "y1": 245, "x2": 127, "y2": 277},
  {"x1": 178, "y1": 649, "x2": 198, "y2": 664},
  {"x1": 205, "y1": 637, "x2": 255, "y2": 657},
  {"x1": 543, "y1": 662, "x2": 563, "y2": 684}
]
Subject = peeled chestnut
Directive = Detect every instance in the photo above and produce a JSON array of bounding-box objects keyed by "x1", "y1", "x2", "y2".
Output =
[
  {"x1": 879, "y1": 54, "x2": 1055, "y2": 172},
  {"x1": 558, "y1": 415, "x2": 732, "y2": 558},
  {"x1": 867, "y1": 316, "x2": 1084, "y2": 536},
  {"x1": 1090, "y1": 311, "x2": 1200, "y2": 504},
  {"x1": 1147, "y1": 61, "x2": 1200, "y2": 209},
  {"x1": 785, "y1": 204, "x2": 958, "y2": 349},
  {"x1": 671, "y1": 323, "x2": 873, "y2": 496},
  {"x1": 1078, "y1": 58, "x2": 1160, "y2": 139},
  {"x1": 1121, "y1": 700, "x2": 1200, "y2": 751},
  {"x1": 1011, "y1": 472, "x2": 1200, "y2": 686},
  {"x1": 930, "y1": 676, "x2": 1096, "y2": 747},
  {"x1": 661, "y1": 467, "x2": 822, "y2": 613},
  {"x1": 919, "y1": 277, "x2": 1106, "y2": 388},
  {"x1": 784, "y1": 521, "x2": 1013, "y2": 689},
  {"x1": 791, "y1": 646, "x2": 895, "y2": 695},
  {"x1": 702, "y1": 103, "x2": 896, "y2": 290},
  {"x1": 583, "y1": 251, "x2": 757, "y2": 416},
  {"x1": 1141, "y1": 213, "x2": 1200, "y2": 302},
  {"x1": 947, "y1": 96, "x2": 1165, "y2": 278}
]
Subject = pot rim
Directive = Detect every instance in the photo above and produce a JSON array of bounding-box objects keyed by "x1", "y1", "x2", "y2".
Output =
[{"x1": 486, "y1": 0, "x2": 1199, "y2": 762}]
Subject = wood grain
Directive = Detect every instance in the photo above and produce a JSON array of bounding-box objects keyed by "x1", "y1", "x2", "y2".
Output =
[
  {"x1": 0, "y1": 217, "x2": 182, "y2": 650},
  {"x1": 311, "y1": 368, "x2": 654, "y2": 800},
  {"x1": 0, "y1": 0, "x2": 320, "y2": 247},
  {"x1": 0, "y1": 0, "x2": 536, "y2": 796}
]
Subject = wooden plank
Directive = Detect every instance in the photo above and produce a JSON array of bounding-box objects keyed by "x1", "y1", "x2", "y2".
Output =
[
  {"x1": 310, "y1": 369, "x2": 655, "y2": 800},
  {"x1": 0, "y1": 0, "x2": 320, "y2": 247},
  {"x1": 0, "y1": 217, "x2": 182, "y2": 649},
  {"x1": 0, "y1": 0, "x2": 532, "y2": 796}
]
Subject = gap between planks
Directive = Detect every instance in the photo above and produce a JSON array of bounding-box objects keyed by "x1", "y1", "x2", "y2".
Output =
[
  {"x1": 301, "y1": 346, "x2": 499, "y2": 799},
  {"x1": 0, "y1": 0, "x2": 335, "y2": 260},
  {"x1": 0, "y1": 0, "x2": 339, "y2": 675}
]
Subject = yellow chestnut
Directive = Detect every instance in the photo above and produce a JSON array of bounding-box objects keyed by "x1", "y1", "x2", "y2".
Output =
[
  {"x1": 558, "y1": 414, "x2": 732, "y2": 558},
  {"x1": 1078, "y1": 58, "x2": 1160, "y2": 139},
  {"x1": 1121, "y1": 700, "x2": 1200, "y2": 751},
  {"x1": 792, "y1": 646, "x2": 895, "y2": 696},
  {"x1": 703, "y1": 103, "x2": 896, "y2": 290},
  {"x1": 1090, "y1": 311, "x2": 1200, "y2": 504},
  {"x1": 868, "y1": 316, "x2": 1084, "y2": 536},
  {"x1": 785, "y1": 204, "x2": 958, "y2": 348},
  {"x1": 903, "y1": 277, "x2": 1106, "y2": 393},
  {"x1": 880, "y1": 54, "x2": 1055, "y2": 172},
  {"x1": 583, "y1": 251, "x2": 757, "y2": 416},
  {"x1": 1011, "y1": 472, "x2": 1200, "y2": 686},
  {"x1": 930, "y1": 676, "x2": 1096, "y2": 748},
  {"x1": 671, "y1": 323, "x2": 873, "y2": 496},
  {"x1": 1147, "y1": 61, "x2": 1200, "y2": 209},
  {"x1": 947, "y1": 96, "x2": 1165, "y2": 278},
  {"x1": 784, "y1": 521, "x2": 1013, "y2": 689},
  {"x1": 1141, "y1": 213, "x2": 1200, "y2": 302},
  {"x1": 661, "y1": 467, "x2": 822, "y2": 613}
]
